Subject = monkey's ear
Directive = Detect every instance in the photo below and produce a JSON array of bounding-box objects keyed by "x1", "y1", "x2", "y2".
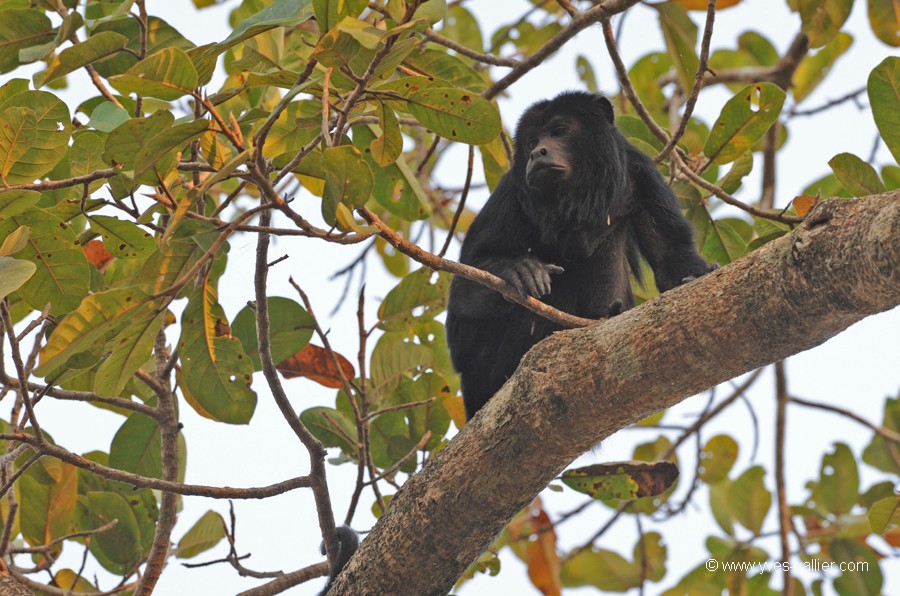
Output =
[{"x1": 594, "y1": 95, "x2": 615, "y2": 124}]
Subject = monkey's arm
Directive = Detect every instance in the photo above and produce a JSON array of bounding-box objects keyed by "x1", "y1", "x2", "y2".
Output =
[{"x1": 627, "y1": 147, "x2": 712, "y2": 291}]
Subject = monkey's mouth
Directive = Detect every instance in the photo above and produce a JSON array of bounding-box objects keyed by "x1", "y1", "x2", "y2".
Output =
[{"x1": 526, "y1": 163, "x2": 567, "y2": 188}]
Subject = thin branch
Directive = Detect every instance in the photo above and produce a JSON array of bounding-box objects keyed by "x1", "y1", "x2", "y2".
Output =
[
  {"x1": 423, "y1": 29, "x2": 519, "y2": 67},
  {"x1": 438, "y1": 144, "x2": 474, "y2": 257},
  {"x1": 774, "y1": 362, "x2": 794, "y2": 596},
  {"x1": 358, "y1": 207, "x2": 598, "y2": 328},
  {"x1": 789, "y1": 396, "x2": 900, "y2": 443}
]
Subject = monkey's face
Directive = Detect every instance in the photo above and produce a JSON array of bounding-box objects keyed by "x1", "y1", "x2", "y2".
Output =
[{"x1": 521, "y1": 117, "x2": 577, "y2": 190}]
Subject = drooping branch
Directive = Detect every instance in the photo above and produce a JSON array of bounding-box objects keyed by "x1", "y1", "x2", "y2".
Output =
[{"x1": 331, "y1": 193, "x2": 900, "y2": 595}]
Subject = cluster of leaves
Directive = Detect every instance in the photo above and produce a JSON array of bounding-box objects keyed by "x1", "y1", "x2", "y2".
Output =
[{"x1": 0, "y1": 0, "x2": 898, "y2": 593}]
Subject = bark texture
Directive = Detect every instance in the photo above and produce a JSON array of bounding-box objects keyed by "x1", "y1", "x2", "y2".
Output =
[{"x1": 331, "y1": 194, "x2": 900, "y2": 595}]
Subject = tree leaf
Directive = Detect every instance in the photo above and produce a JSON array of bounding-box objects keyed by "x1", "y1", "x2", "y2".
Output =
[
  {"x1": 698, "y1": 435, "x2": 739, "y2": 484},
  {"x1": 179, "y1": 285, "x2": 257, "y2": 425},
  {"x1": 0, "y1": 90, "x2": 71, "y2": 185},
  {"x1": 35, "y1": 31, "x2": 130, "y2": 87},
  {"x1": 868, "y1": 56, "x2": 900, "y2": 165},
  {"x1": 730, "y1": 466, "x2": 771, "y2": 534},
  {"x1": 407, "y1": 87, "x2": 501, "y2": 144},
  {"x1": 354, "y1": 125, "x2": 430, "y2": 220},
  {"x1": 176, "y1": 511, "x2": 226, "y2": 559},
  {"x1": 798, "y1": 0, "x2": 852, "y2": 48},
  {"x1": 313, "y1": 0, "x2": 367, "y2": 32},
  {"x1": 656, "y1": 2, "x2": 699, "y2": 93},
  {"x1": 36, "y1": 287, "x2": 154, "y2": 375},
  {"x1": 0, "y1": 9, "x2": 54, "y2": 73},
  {"x1": 704, "y1": 83, "x2": 785, "y2": 165},
  {"x1": 828, "y1": 152, "x2": 887, "y2": 196},
  {"x1": 94, "y1": 310, "x2": 167, "y2": 397},
  {"x1": 89, "y1": 215, "x2": 155, "y2": 259},
  {"x1": 109, "y1": 47, "x2": 199, "y2": 100},
  {"x1": 231, "y1": 296, "x2": 316, "y2": 370},
  {"x1": 818, "y1": 442, "x2": 859, "y2": 516},
  {"x1": 0, "y1": 188, "x2": 39, "y2": 218},
  {"x1": 80, "y1": 491, "x2": 143, "y2": 572},
  {"x1": 321, "y1": 145, "x2": 373, "y2": 225},
  {"x1": 792, "y1": 32, "x2": 853, "y2": 103},
  {"x1": 0, "y1": 255, "x2": 36, "y2": 300},
  {"x1": 868, "y1": 0, "x2": 900, "y2": 47},
  {"x1": 0, "y1": 106, "x2": 36, "y2": 182},
  {"x1": 0, "y1": 208, "x2": 89, "y2": 316},
  {"x1": 370, "y1": 102, "x2": 403, "y2": 167},
  {"x1": 378, "y1": 268, "x2": 451, "y2": 332},
  {"x1": 276, "y1": 344, "x2": 355, "y2": 387},
  {"x1": 20, "y1": 460, "x2": 78, "y2": 546},
  {"x1": 562, "y1": 461, "x2": 679, "y2": 501},
  {"x1": 110, "y1": 414, "x2": 162, "y2": 479}
]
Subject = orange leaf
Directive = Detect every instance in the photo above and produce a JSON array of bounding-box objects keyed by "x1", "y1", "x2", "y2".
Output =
[
  {"x1": 276, "y1": 344, "x2": 355, "y2": 388},
  {"x1": 509, "y1": 499, "x2": 561, "y2": 596},
  {"x1": 444, "y1": 395, "x2": 467, "y2": 430},
  {"x1": 82, "y1": 239, "x2": 114, "y2": 271},
  {"x1": 884, "y1": 528, "x2": 900, "y2": 548},
  {"x1": 793, "y1": 194, "x2": 819, "y2": 216}
]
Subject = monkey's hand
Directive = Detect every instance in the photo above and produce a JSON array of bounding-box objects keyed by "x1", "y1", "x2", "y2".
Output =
[
  {"x1": 500, "y1": 258, "x2": 564, "y2": 299},
  {"x1": 680, "y1": 262, "x2": 720, "y2": 285}
]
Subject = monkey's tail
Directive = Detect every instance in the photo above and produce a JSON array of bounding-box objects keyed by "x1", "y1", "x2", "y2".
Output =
[{"x1": 319, "y1": 526, "x2": 360, "y2": 595}]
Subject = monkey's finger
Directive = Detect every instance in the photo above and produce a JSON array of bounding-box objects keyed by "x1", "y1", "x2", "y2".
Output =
[{"x1": 547, "y1": 264, "x2": 565, "y2": 275}]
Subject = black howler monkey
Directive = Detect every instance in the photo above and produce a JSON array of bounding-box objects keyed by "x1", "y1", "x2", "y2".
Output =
[
  {"x1": 319, "y1": 526, "x2": 359, "y2": 595},
  {"x1": 446, "y1": 91, "x2": 714, "y2": 420}
]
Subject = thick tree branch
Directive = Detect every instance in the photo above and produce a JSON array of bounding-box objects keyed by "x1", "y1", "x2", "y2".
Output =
[{"x1": 331, "y1": 193, "x2": 899, "y2": 595}]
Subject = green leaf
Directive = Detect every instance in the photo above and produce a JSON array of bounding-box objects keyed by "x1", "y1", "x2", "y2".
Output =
[
  {"x1": 798, "y1": 0, "x2": 852, "y2": 48},
  {"x1": 20, "y1": 460, "x2": 78, "y2": 546},
  {"x1": 94, "y1": 310, "x2": 167, "y2": 398},
  {"x1": 36, "y1": 287, "x2": 154, "y2": 375},
  {"x1": 35, "y1": 31, "x2": 130, "y2": 87},
  {"x1": 321, "y1": 145, "x2": 373, "y2": 225},
  {"x1": 81, "y1": 491, "x2": 143, "y2": 572},
  {"x1": 863, "y1": 397, "x2": 900, "y2": 474},
  {"x1": 0, "y1": 255, "x2": 36, "y2": 300},
  {"x1": 378, "y1": 268, "x2": 451, "y2": 332},
  {"x1": 0, "y1": 208, "x2": 89, "y2": 316},
  {"x1": 869, "y1": 496, "x2": 900, "y2": 534},
  {"x1": 109, "y1": 47, "x2": 199, "y2": 100},
  {"x1": 177, "y1": 511, "x2": 226, "y2": 559},
  {"x1": 0, "y1": 9, "x2": 54, "y2": 73},
  {"x1": 353, "y1": 125, "x2": 430, "y2": 221},
  {"x1": 0, "y1": 225, "x2": 28, "y2": 255},
  {"x1": 828, "y1": 153, "x2": 887, "y2": 196},
  {"x1": 792, "y1": 32, "x2": 853, "y2": 103},
  {"x1": 868, "y1": 57, "x2": 900, "y2": 165},
  {"x1": 88, "y1": 101, "x2": 130, "y2": 133},
  {"x1": 561, "y1": 547, "x2": 641, "y2": 591},
  {"x1": 0, "y1": 90, "x2": 71, "y2": 184},
  {"x1": 407, "y1": 87, "x2": 501, "y2": 144},
  {"x1": 561, "y1": 461, "x2": 679, "y2": 500},
  {"x1": 104, "y1": 110, "x2": 174, "y2": 172},
  {"x1": 730, "y1": 466, "x2": 771, "y2": 534},
  {"x1": 701, "y1": 217, "x2": 747, "y2": 265},
  {"x1": 0, "y1": 189, "x2": 39, "y2": 218},
  {"x1": 231, "y1": 296, "x2": 315, "y2": 370},
  {"x1": 656, "y1": 2, "x2": 699, "y2": 93},
  {"x1": 110, "y1": 414, "x2": 162, "y2": 479},
  {"x1": 0, "y1": 107, "x2": 36, "y2": 182},
  {"x1": 698, "y1": 435, "x2": 739, "y2": 484},
  {"x1": 91, "y1": 16, "x2": 194, "y2": 79},
  {"x1": 704, "y1": 83, "x2": 785, "y2": 165},
  {"x1": 313, "y1": 0, "x2": 367, "y2": 31},
  {"x1": 299, "y1": 406, "x2": 359, "y2": 456},
  {"x1": 831, "y1": 539, "x2": 883, "y2": 595},
  {"x1": 402, "y1": 48, "x2": 487, "y2": 92},
  {"x1": 370, "y1": 332, "x2": 434, "y2": 399},
  {"x1": 220, "y1": 0, "x2": 314, "y2": 50},
  {"x1": 370, "y1": 102, "x2": 403, "y2": 167},
  {"x1": 576, "y1": 54, "x2": 598, "y2": 92},
  {"x1": 818, "y1": 443, "x2": 859, "y2": 516},
  {"x1": 133, "y1": 118, "x2": 209, "y2": 182},
  {"x1": 89, "y1": 215, "x2": 155, "y2": 260},
  {"x1": 179, "y1": 285, "x2": 257, "y2": 425},
  {"x1": 868, "y1": 0, "x2": 900, "y2": 47}
]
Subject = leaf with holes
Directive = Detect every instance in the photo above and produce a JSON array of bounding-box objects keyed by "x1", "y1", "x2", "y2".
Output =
[
  {"x1": 89, "y1": 215, "x2": 155, "y2": 259},
  {"x1": 704, "y1": 83, "x2": 785, "y2": 165},
  {"x1": 179, "y1": 285, "x2": 256, "y2": 425},
  {"x1": 798, "y1": 0, "x2": 852, "y2": 48},
  {"x1": 0, "y1": 208, "x2": 89, "y2": 316},
  {"x1": 407, "y1": 87, "x2": 500, "y2": 145}
]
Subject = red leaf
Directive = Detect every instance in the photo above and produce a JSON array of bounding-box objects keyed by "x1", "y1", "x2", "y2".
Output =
[
  {"x1": 82, "y1": 239, "x2": 114, "y2": 271},
  {"x1": 276, "y1": 344, "x2": 355, "y2": 388}
]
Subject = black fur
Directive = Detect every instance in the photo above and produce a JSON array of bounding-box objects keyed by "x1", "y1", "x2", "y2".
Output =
[
  {"x1": 319, "y1": 526, "x2": 359, "y2": 595},
  {"x1": 446, "y1": 91, "x2": 712, "y2": 420}
]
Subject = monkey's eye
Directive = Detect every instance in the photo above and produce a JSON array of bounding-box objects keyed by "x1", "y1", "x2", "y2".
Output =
[
  {"x1": 526, "y1": 137, "x2": 538, "y2": 150},
  {"x1": 551, "y1": 125, "x2": 567, "y2": 136}
]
